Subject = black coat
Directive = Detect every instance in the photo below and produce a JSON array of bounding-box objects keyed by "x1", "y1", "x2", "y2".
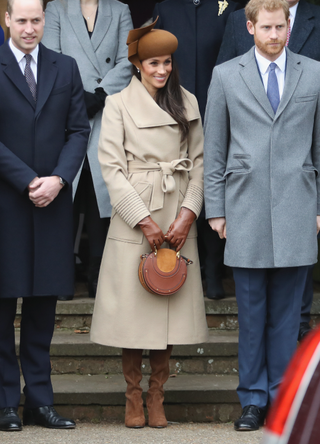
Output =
[
  {"x1": 0, "y1": 42, "x2": 90, "y2": 298},
  {"x1": 153, "y1": 0, "x2": 242, "y2": 119},
  {"x1": 217, "y1": 0, "x2": 320, "y2": 65}
]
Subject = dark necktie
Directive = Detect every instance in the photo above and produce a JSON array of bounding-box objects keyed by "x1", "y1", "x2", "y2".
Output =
[
  {"x1": 267, "y1": 62, "x2": 280, "y2": 113},
  {"x1": 24, "y1": 54, "x2": 37, "y2": 102}
]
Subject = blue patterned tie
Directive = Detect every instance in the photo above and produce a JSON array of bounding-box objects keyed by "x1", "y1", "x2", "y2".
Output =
[
  {"x1": 267, "y1": 62, "x2": 280, "y2": 113},
  {"x1": 24, "y1": 54, "x2": 37, "y2": 102}
]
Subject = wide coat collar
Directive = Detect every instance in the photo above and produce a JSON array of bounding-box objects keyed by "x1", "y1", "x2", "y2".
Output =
[
  {"x1": 238, "y1": 47, "x2": 302, "y2": 121},
  {"x1": 121, "y1": 76, "x2": 200, "y2": 128},
  {"x1": 289, "y1": 0, "x2": 315, "y2": 54},
  {"x1": 0, "y1": 41, "x2": 58, "y2": 117},
  {"x1": 67, "y1": 0, "x2": 112, "y2": 70}
]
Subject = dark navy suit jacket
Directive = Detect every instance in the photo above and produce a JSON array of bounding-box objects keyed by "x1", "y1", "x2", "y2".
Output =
[
  {"x1": 0, "y1": 41, "x2": 90, "y2": 298},
  {"x1": 217, "y1": 0, "x2": 320, "y2": 64}
]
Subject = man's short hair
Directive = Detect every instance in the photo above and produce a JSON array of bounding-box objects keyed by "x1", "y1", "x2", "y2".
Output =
[
  {"x1": 7, "y1": 0, "x2": 44, "y2": 16},
  {"x1": 245, "y1": 0, "x2": 290, "y2": 25}
]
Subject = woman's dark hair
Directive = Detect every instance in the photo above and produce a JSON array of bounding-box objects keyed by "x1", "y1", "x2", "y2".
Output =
[{"x1": 132, "y1": 56, "x2": 190, "y2": 141}]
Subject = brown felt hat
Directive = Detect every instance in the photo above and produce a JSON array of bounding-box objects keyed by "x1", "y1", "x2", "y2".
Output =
[{"x1": 127, "y1": 17, "x2": 178, "y2": 69}]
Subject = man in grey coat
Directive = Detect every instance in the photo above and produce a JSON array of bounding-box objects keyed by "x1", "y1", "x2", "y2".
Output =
[
  {"x1": 216, "y1": 0, "x2": 320, "y2": 342},
  {"x1": 204, "y1": 0, "x2": 320, "y2": 432}
]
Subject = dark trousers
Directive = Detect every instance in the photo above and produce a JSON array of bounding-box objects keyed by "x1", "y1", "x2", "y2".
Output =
[
  {"x1": 74, "y1": 166, "x2": 109, "y2": 259},
  {"x1": 0, "y1": 296, "x2": 57, "y2": 409},
  {"x1": 233, "y1": 266, "x2": 308, "y2": 409},
  {"x1": 301, "y1": 264, "x2": 314, "y2": 323}
]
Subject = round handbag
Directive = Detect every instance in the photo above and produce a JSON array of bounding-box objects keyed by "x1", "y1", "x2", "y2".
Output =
[{"x1": 138, "y1": 247, "x2": 193, "y2": 296}]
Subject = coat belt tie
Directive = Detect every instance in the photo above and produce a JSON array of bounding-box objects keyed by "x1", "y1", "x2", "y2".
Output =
[{"x1": 127, "y1": 159, "x2": 193, "y2": 211}]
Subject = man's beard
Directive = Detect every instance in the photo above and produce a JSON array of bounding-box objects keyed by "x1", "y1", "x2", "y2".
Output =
[{"x1": 254, "y1": 35, "x2": 286, "y2": 59}]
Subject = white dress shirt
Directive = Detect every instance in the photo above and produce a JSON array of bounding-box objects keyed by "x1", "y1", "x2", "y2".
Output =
[
  {"x1": 255, "y1": 48, "x2": 286, "y2": 100},
  {"x1": 9, "y1": 39, "x2": 38, "y2": 82}
]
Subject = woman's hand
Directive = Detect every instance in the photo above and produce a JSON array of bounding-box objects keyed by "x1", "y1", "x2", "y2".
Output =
[
  {"x1": 165, "y1": 208, "x2": 196, "y2": 252},
  {"x1": 138, "y1": 216, "x2": 165, "y2": 251}
]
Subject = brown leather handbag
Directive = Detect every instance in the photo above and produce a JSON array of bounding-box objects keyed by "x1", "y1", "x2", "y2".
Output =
[{"x1": 138, "y1": 247, "x2": 193, "y2": 296}]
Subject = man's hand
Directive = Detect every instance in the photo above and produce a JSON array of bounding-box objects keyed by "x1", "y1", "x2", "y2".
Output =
[
  {"x1": 208, "y1": 217, "x2": 226, "y2": 239},
  {"x1": 28, "y1": 176, "x2": 64, "y2": 208},
  {"x1": 317, "y1": 216, "x2": 320, "y2": 234}
]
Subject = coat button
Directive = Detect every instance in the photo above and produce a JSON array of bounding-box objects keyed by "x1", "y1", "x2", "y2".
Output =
[
  {"x1": 97, "y1": 78, "x2": 102, "y2": 84},
  {"x1": 193, "y1": 0, "x2": 200, "y2": 5},
  {"x1": 106, "y1": 57, "x2": 111, "y2": 63}
]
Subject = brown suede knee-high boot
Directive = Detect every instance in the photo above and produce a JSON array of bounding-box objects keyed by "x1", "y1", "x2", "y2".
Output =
[
  {"x1": 122, "y1": 348, "x2": 145, "y2": 428},
  {"x1": 147, "y1": 345, "x2": 173, "y2": 428}
]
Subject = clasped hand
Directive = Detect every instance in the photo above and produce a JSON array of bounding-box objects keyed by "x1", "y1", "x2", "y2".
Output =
[
  {"x1": 138, "y1": 208, "x2": 196, "y2": 252},
  {"x1": 28, "y1": 176, "x2": 64, "y2": 208}
]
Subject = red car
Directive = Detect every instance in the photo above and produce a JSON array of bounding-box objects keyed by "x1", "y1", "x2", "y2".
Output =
[{"x1": 262, "y1": 325, "x2": 320, "y2": 444}]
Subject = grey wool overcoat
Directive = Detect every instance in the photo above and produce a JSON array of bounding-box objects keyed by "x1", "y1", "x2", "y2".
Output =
[
  {"x1": 204, "y1": 47, "x2": 320, "y2": 269},
  {"x1": 42, "y1": 0, "x2": 133, "y2": 217},
  {"x1": 90, "y1": 77, "x2": 209, "y2": 349}
]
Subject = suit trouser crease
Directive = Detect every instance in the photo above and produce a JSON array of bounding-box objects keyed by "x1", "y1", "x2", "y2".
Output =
[
  {"x1": 233, "y1": 266, "x2": 308, "y2": 408},
  {"x1": 0, "y1": 296, "x2": 57, "y2": 409}
]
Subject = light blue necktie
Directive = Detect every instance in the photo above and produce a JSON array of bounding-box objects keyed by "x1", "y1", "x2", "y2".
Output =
[{"x1": 267, "y1": 62, "x2": 280, "y2": 113}]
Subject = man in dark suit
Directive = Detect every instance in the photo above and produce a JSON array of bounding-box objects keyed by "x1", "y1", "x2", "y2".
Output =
[
  {"x1": 0, "y1": 0, "x2": 90, "y2": 432},
  {"x1": 216, "y1": 0, "x2": 320, "y2": 341}
]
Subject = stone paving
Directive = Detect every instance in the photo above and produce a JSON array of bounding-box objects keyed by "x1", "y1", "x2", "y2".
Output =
[{"x1": 0, "y1": 422, "x2": 264, "y2": 444}]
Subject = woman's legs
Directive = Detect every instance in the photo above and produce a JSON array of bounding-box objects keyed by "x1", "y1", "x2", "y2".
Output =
[
  {"x1": 122, "y1": 348, "x2": 145, "y2": 428},
  {"x1": 147, "y1": 345, "x2": 173, "y2": 428}
]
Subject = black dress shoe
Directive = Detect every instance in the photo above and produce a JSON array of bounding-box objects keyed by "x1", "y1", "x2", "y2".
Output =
[
  {"x1": 298, "y1": 322, "x2": 312, "y2": 342},
  {"x1": 0, "y1": 407, "x2": 22, "y2": 431},
  {"x1": 23, "y1": 406, "x2": 75, "y2": 429},
  {"x1": 234, "y1": 405, "x2": 266, "y2": 431},
  {"x1": 58, "y1": 295, "x2": 74, "y2": 301},
  {"x1": 206, "y1": 282, "x2": 225, "y2": 300}
]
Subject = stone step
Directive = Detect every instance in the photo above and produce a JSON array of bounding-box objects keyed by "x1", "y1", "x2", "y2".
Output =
[
  {"x1": 15, "y1": 330, "x2": 240, "y2": 376},
  {"x1": 15, "y1": 290, "x2": 320, "y2": 331},
  {"x1": 19, "y1": 373, "x2": 241, "y2": 423}
]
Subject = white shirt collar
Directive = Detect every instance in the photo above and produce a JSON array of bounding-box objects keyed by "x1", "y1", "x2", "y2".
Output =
[
  {"x1": 255, "y1": 47, "x2": 286, "y2": 75},
  {"x1": 8, "y1": 38, "x2": 39, "y2": 65}
]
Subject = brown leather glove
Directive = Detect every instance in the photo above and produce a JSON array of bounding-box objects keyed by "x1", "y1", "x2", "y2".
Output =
[
  {"x1": 138, "y1": 216, "x2": 165, "y2": 251},
  {"x1": 165, "y1": 207, "x2": 196, "y2": 252}
]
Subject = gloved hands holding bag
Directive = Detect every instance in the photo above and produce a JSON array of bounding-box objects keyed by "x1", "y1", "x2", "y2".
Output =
[
  {"x1": 138, "y1": 216, "x2": 165, "y2": 251},
  {"x1": 165, "y1": 207, "x2": 196, "y2": 252}
]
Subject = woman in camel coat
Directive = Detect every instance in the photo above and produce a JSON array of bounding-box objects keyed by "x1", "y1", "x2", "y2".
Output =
[{"x1": 90, "y1": 20, "x2": 208, "y2": 428}]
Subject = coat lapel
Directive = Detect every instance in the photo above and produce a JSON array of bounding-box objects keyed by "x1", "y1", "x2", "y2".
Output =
[
  {"x1": 289, "y1": 0, "x2": 314, "y2": 54},
  {"x1": 91, "y1": 0, "x2": 112, "y2": 52},
  {"x1": 275, "y1": 49, "x2": 302, "y2": 120},
  {"x1": 67, "y1": 0, "x2": 99, "y2": 71},
  {"x1": 35, "y1": 43, "x2": 58, "y2": 118},
  {"x1": 239, "y1": 48, "x2": 274, "y2": 120},
  {"x1": 122, "y1": 77, "x2": 200, "y2": 128},
  {"x1": 1, "y1": 41, "x2": 36, "y2": 109}
]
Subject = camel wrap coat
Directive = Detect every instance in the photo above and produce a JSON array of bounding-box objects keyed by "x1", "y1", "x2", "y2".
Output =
[{"x1": 90, "y1": 76, "x2": 209, "y2": 349}]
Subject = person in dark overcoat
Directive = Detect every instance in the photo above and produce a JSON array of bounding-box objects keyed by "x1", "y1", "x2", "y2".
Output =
[
  {"x1": 0, "y1": 0, "x2": 90, "y2": 432},
  {"x1": 153, "y1": 0, "x2": 242, "y2": 120},
  {"x1": 216, "y1": 0, "x2": 320, "y2": 342},
  {"x1": 153, "y1": 0, "x2": 243, "y2": 300}
]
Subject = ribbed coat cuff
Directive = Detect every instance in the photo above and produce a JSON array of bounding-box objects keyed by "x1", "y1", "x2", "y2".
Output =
[
  {"x1": 181, "y1": 184, "x2": 204, "y2": 219},
  {"x1": 113, "y1": 190, "x2": 150, "y2": 229}
]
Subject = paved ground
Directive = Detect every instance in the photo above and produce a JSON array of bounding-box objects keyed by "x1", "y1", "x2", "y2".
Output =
[{"x1": 0, "y1": 422, "x2": 264, "y2": 444}]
